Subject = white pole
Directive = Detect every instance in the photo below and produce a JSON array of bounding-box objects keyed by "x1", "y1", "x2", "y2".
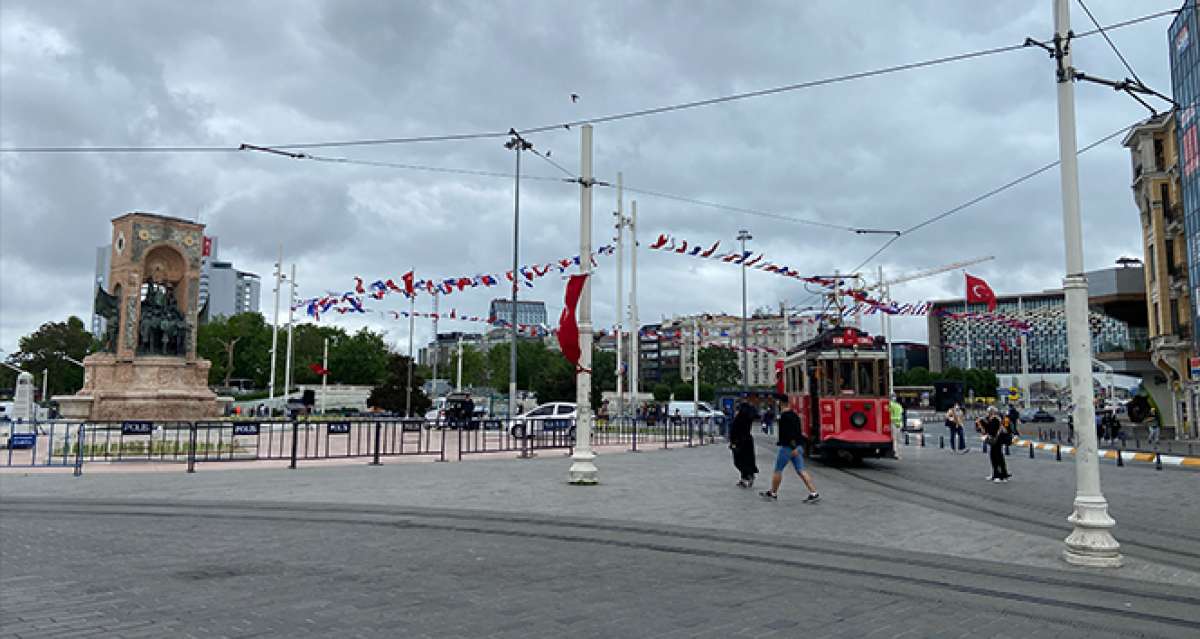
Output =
[
  {"x1": 283, "y1": 264, "x2": 295, "y2": 403},
  {"x1": 964, "y1": 280, "x2": 973, "y2": 370},
  {"x1": 1019, "y1": 296, "x2": 1031, "y2": 409},
  {"x1": 1053, "y1": 0, "x2": 1119, "y2": 567},
  {"x1": 406, "y1": 288, "x2": 415, "y2": 417},
  {"x1": 268, "y1": 244, "x2": 282, "y2": 402},
  {"x1": 692, "y1": 317, "x2": 700, "y2": 413},
  {"x1": 431, "y1": 291, "x2": 440, "y2": 400},
  {"x1": 569, "y1": 123, "x2": 598, "y2": 484},
  {"x1": 614, "y1": 171, "x2": 625, "y2": 420},
  {"x1": 879, "y1": 266, "x2": 895, "y2": 394},
  {"x1": 41, "y1": 369, "x2": 47, "y2": 406},
  {"x1": 456, "y1": 334, "x2": 463, "y2": 392},
  {"x1": 321, "y1": 337, "x2": 328, "y2": 415},
  {"x1": 630, "y1": 200, "x2": 640, "y2": 417}
]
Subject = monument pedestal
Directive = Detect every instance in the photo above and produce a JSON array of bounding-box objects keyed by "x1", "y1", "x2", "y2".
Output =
[{"x1": 56, "y1": 354, "x2": 225, "y2": 421}]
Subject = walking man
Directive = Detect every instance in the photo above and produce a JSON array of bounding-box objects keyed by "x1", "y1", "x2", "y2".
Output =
[
  {"x1": 760, "y1": 407, "x2": 820, "y2": 503},
  {"x1": 976, "y1": 406, "x2": 1011, "y2": 483},
  {"x1": 888, "y1": 395, "x2": 904, "y2": 459},
  {"x1": 1006, "y1": 403, "x2": 1021, "y2": 439},
  {"x1": 1148, "y1": 407, "x2": 1162, "y2": 445},
  {"x1": 729, "y1": 403, "x2": 759, "y2": 488}
]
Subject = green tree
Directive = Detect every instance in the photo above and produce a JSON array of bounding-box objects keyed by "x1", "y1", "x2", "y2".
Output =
[
  {"x1": 590, "y1": 349, "x2": 616, "y2": 408},
  {"x1": 368, "y1": 353, "x2": 430, "y2": 415},
  {"x1": 196, "y1": 312, "x2": 274, "y2": 388},
  {"x1": 456, "y1": 344, "x2": 488, "y2": 388},
  {"x1": 697, "y1": 347, "x2": 740, "y2": 389},
  {"x1": 2, "y1": 317, "x2": 93, "y2": 399},
  {"x1": 652, "y1": 382, "x2": 672, "y2": 402}
]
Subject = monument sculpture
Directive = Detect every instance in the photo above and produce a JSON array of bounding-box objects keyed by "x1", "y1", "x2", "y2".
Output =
[{"x1": 56, "y1": 212, "x2": 229, "y2": 420}]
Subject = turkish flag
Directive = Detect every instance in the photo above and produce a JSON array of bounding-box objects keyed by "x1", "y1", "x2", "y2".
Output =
[
  {"x1": 201, "y1": 236, "x2": 212, "y2": 257},
  {"x1": 309, "y1": 363, "x2": 329, "y2": 376},
  {"x1": 965, "y1": 273, "x2": 997, "y2": 311},
  {"x1": 556, "y1": 274, "x2": 589, "y2": 368}
]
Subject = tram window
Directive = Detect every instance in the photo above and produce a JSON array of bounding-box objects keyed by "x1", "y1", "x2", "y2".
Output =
[
  {"x1": 857, "y1": 361, "x2": 874, "y2": 395},
  {"x1": 838, "y1": 362, "x2": 855, "y2": 394}
]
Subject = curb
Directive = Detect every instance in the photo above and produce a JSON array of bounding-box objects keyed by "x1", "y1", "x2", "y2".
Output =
[{"x1": 1012, "y1": 439, "x2": 1200, "y2": 469}]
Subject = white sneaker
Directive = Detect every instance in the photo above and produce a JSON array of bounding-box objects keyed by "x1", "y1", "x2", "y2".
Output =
[{"x1": 992, "y1": 478, "x2": 1003, "y2": 483}]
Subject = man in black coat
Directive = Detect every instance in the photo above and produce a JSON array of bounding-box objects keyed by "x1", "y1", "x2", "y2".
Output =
[{"x1": 729, "y1": 402, "x2": 759, "y2": 488}]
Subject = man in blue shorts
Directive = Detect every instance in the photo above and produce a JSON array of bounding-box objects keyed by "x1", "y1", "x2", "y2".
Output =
[{"x1": 760, "y1": 408, "x2": 820, "y2": 503}]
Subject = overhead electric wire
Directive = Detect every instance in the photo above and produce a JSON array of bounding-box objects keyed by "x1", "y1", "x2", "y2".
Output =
[
  {"x1": 238, "y1": 143, "x2": 565, "y2": 182},
  {"x1": 0, "y1": 7, "x2": 1178, "y2": 154},
  {"x1": 528, "y1": 148, "x2": 576, "y2": 178},
  {"x1": 1076, "y1": 0, "x2": 1146, "y2": 85},
  {"x1": 619, "y1": 184, "x2": 858, "y2": 232}
]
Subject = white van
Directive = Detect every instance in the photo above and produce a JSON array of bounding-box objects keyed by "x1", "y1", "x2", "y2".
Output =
[{"x1": 666, "y1": 401, "x2": 723, "y2": 419}]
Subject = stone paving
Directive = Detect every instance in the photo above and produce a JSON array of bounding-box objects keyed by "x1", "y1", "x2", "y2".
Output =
[{"x1": 1, "y1": 433, "x2": 1197, "y2": 637}]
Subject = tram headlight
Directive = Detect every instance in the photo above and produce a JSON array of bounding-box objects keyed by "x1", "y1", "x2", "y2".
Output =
[{"x1": 850, "y1": 411, "x2": 868, "y2": 428}]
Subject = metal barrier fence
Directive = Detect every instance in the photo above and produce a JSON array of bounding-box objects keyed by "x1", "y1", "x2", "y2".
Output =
[{"x1": 1, "y1": 415, "x2": 727, "y2": 474}]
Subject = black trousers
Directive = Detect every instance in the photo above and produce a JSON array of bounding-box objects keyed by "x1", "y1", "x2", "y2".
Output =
[{"x1": 989, "y1": 439, "x2": 1009, "y2": 479}]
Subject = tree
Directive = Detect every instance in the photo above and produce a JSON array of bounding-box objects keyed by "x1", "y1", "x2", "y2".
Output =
[
  {"x1": 197, "y1": 312, "x2": 273, "y2": 388},
  {"x1": 2, "y1": 317, "x2": 93, "y2": 399},
  {"x1": 698, "y1": 347, "x2": 740, "y2": 389},
  {"x1": 590, "y1": 349, "x2": 616, "y2": 408},
  {"x1": 652, "y1": 382, "x2": 672, "y2": 402},
  {"x1": 456, "y1": 344, "x2": 488, "y2": 388},
  {"x1": 368, "y1": 353, "x2": 430, "y2": 416}
]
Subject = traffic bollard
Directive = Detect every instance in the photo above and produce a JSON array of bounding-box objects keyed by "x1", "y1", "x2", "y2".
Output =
[
  {"x1": 920, "y1": 433, "x2": 926, "y2": 447},
  {"x1": 1155, "y1": 452, "x2": 1163, "y2": 471},
  {"x1": 1055, "y1": 444, "x2": 1062, "y2": 461},
  {"x1": 939, "y1": 435, "x2": 944, "y2": 449},
  {"x1": 1116, "y1": 447, "x2": 1124, "y2": 467},
  {"x1": 904, "y1": 432, "x2": 909, "y2": 446},
  {"x1": 371, "y1": 421, "x2": 382, "y2": 466},
  {"x1": 1028, "y1": 442, "x2": 1034, "y2": 458},
  {"x1": 289, "y1": 420, "x2": 299, "y2": 469}
]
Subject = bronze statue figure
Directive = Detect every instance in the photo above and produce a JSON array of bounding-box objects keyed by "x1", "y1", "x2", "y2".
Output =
[
  {"x1": 93, "y1": 287, "x2": 121, "y2": 353},
  {"x1": 137, "y1": 280, "x2": 188, "y2": 356}
]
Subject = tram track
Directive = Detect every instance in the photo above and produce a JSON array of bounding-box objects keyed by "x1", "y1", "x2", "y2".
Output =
[
  {"x1": 3, "y1": 497, "x2": 1198, "y2": 637},
  {"x1": 823, "y1": 463, "x2": 1200, "y2": 571}
]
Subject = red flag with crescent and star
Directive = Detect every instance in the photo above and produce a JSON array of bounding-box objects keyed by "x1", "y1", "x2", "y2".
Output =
[
  {"x1": 965, "y1": 273, "x2": 997, "y2": 312},
  {"x1": 556, "y1": 274, "x2": 589, "y2": 369}
]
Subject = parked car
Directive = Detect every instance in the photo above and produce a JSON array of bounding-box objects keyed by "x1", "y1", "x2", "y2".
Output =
[
  {"x1": 666, "y1": 401, "x2": 726, "y2": 421},
  {"x1": 902, "y1": 417, "x2": 923, "y2": 432},
  {"x1": 510, "y1": 402, "x2": 576, "y2": 438},
  {"x1": 1030, "y1": 409, "x2": 1055, "y2": 423},
  {"x1": 426, "y1": 393, "x2": 482, "y2": 428}
]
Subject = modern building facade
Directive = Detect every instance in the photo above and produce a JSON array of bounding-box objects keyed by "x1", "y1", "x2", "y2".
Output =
[
  {"x1": 1170, "y1": 4, "x2": 1199, "y2": 352},
  {"x1": 637, "y1": 312, "x2": 820, "y2": 389},
  {"x1": 1126, "y1": 105, "x2": 1195, "y2": 435},
  {"x1": 204, "y1": 260, "x2": 261, "y2": 319},
  {"x1": 90, "y1": 245, "x2": 112, "y2": 337},
  {"x1": 488, "y1": 299, "x2": 547, "y2": 328},
  {"x1": 890, "y1": 342, "x2": 930, "y2": 372}
]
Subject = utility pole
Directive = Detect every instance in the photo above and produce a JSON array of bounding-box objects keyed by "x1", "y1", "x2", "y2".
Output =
[
  {"x1": 405, "y1": 277, "x2": 415, "y2": 417},
  {"x1": 269, "y1": 244, "x2": 282, "y2": 402},
  {"x1": 1019, "y1": 296, "x2": 1031, "y2": 410},
  {"x1": 41, "y1": 369, "x2": 47, "y2": 406},
  {"x1": 321, "y1": 337, "x2": 328, "y2": 415},
  {"x1": 455, "y1": 334, "x2": 463, "y2": 392},
  {"x1": 692, "y1": 317, "x2": 700, "y2": 413},
  {"x1": 614, "y1": 172, "x2": 625, "y2": 419},
  {"x1": 505, "y1": 130, "x2": 532, "y2": 424},
  {"x1": 431, "y1": 290, "x2": 440, "y2": 401},
  {"x1": 879, "y1": 266, "x2": 895, "y2": 394},
  {"x1": 630, "y1": 200, "x2": 640, "y2": 417},
  {"x1": 569, "y1": 123, "x2": 598, "y2": 484},
  {"x1": 964, "y1": 273, "x2": 974, "y2": 370},
  {"x1": 738, "y1": 229, "x2": 752, "y2": 392},
  {"x1": 1051, "y1": 0, "x2": 1120, "y2": 568},
  {"x1": 283, "y1": 264, "x2": 296, "y2": 401}
]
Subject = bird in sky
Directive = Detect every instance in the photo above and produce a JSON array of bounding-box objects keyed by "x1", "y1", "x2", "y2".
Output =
[{"x1": 570, "y1": 93, "x2": 580, "y2": 103}]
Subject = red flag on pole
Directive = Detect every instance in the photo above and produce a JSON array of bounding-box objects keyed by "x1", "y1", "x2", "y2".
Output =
[
  {"x1": 556, "y1": 274, "x2": 589, "y2": 368},
  {"x1": 309, "y1": 363, "x2": 329, "y2": 376},
  {"x1": 965, "y1": 273, "x2": 997, "y2": 312}
]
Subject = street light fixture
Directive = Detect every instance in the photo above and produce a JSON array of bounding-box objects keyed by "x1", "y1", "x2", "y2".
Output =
[{"x1": 505, "y1": 129, "x2": 533, "y2": 425}]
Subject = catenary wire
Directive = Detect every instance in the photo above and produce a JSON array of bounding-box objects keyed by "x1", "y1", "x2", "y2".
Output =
[
  {"x1": 0, "y1": 7, "x2": 1178, "y2": 154},
  {"x1": 1076, "y1": 0, "x2": 1146, "y2": 85},
  {"x1": 619, "y1": 185, "x2": 858, "y2": 232}
]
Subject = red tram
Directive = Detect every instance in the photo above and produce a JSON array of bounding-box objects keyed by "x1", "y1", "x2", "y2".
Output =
[{"x1": 783, "y1": 327, "x2": 895, "y2": 462}]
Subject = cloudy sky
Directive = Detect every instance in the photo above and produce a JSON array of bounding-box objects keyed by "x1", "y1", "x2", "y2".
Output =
[{"x1": 0, "y1": 0, "x2": 1185, "y2": 356}]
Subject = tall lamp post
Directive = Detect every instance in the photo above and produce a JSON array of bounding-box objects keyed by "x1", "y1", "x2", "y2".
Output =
[
  {"x1": 569, "y1": 123, "x2": 598, "y2": 484},
  {"x1": 1051, "y1": 0, "x2": 1120, "y2": 567},
  {"x1": 505, "y1": 130, "x2": 533, "y2": 424},
  {"x1": 738, "y1": 229, "x2": 752, "y2": 393}
]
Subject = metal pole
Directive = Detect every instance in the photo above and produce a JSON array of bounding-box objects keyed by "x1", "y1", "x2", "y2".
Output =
[
  {"x1": 1019, "y1": 296, "x2": 1031, "y2": 410},
  {"x1": 41, "y1": 369, "x2": 47, "y2": 406},
  {"x1": 738, "y1": 230, "x2": 751, "y2": 391},
  {"x1": 283, "y1": 264, "x2": 295, "y2": 403},
  {"x1": 455, "y1": 334, "x2": 463, "y2": 392},
  {"x1": 965, "y1": 283, "x2": 973, "y2": 370},
  {"x1": 509, "y1": 144, "x2": 521, "y2": 425},
  {"x1": 630, "y1": 200, "x2": 640, "y2": 417},
  {"x1": 614, "y1": 171, "x2": 625, "y2": 419},
  {"x1": 1052, "y1": 0, "x2": 1119, "y2": 568},
  {"x1": 692, "y1": 317, "x2": 700, "y2": 413},
  {"x1": 879, "y1": 266, "x2": 895, "y2": 394},
  {"x1": 570, "y1": 123, "x2": 598, "y2": 484},
  {"x1": 406, "y1": 284, "x2": 414, "y2": 417},
  {"x1": 431, "y1": 291, "x2": 440, "y2": 401},
  {"x1": 269, "y1": 244, "x2": 282, "y2": 403},
  {"x1": 321, "y1": 338, "x2": 328, "y2": 415}
]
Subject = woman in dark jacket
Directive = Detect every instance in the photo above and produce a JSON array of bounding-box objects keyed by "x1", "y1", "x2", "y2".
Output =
[{"x1": 729, "y1": 403, "x2": 759, "y2": 488}]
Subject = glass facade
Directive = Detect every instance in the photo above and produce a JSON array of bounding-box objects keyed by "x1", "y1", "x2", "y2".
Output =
[
  {"x1": 932, "y1": 294, "x2": 1139, "y2": 374},
  {"x1": 1171, "y1": 3, "x2": 1200, "y2": 352}
]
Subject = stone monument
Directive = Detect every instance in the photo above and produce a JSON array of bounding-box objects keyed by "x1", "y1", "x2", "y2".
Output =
[{"x1": 56, "y1": 212, "x2": 228, "y2": 420}]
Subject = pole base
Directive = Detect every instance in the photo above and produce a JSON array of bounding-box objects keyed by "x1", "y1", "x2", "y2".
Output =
[
  {"x1": 1062, "y1": 496, "x2": 1122, "y2": 568},
  {"x1": 568, "y1": 451, "x2": 598, "y2": 484}
]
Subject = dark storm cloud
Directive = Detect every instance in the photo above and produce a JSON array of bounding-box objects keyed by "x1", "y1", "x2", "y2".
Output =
[{"x1": 0, "y1": 0, "x2": 1182, "y2": 351}]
